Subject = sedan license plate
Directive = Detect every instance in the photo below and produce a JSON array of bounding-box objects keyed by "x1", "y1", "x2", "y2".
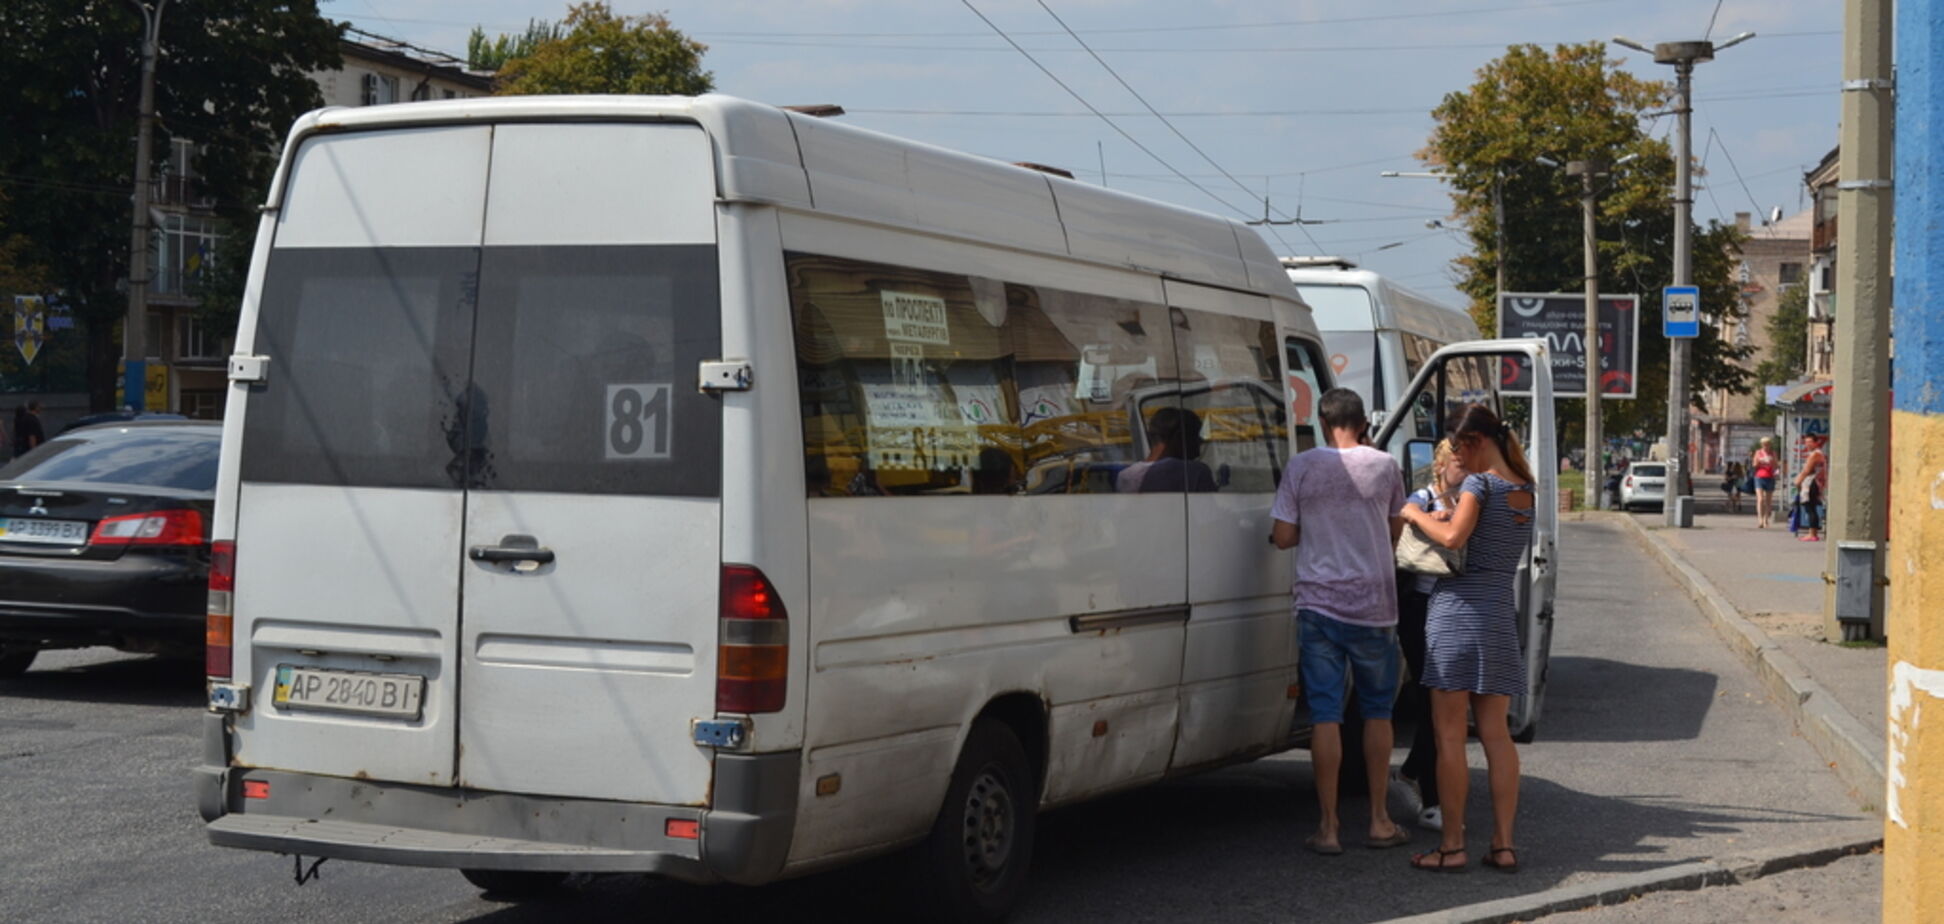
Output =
[
  {"x1": 274, "y1": 665, "x2": 425, "y2": 719},
  {"x1": 0, "y1": 517, "x2": 90, "y2": 546}
]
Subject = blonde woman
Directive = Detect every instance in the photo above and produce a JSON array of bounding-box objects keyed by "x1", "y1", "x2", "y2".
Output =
[
  {"x1": 1399, "y1": 405, "x2": 1536, "y2": 874},
  {"x1": 1751, "y1": 437, "x2": 1780, "y2": 528},
  {"x1": 1397, "y1": 439, "x2": 1467, "y2": 831}
]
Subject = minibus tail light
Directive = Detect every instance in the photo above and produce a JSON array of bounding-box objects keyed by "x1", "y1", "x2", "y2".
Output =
[
  {"x1": 207, "y1": 540, "x2": 235, "y2": 680},
  {"x1": 717, "y1": 564, "x2": 787, "y2": 714}
]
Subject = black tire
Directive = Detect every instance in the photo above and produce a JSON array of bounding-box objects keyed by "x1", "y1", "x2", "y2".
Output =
[
  {"x1": 459, "y1": 868, "x2": 568, "y2": 897},
  {"x1": 1512, "y1": 720, "x2": 1538, "y2": 745},
  {"x1": 0, "y1": 646, "x2": 38, "y2": 678},
  {"x1": 913, "y1": 719, "x2": 1038, "y2": 924}
]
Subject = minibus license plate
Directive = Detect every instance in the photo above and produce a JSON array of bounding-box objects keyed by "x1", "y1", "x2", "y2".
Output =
[
  {"x1": 274, "y1": 665, "x2": 424, "y2": 719},
  {"x1": 0, "y1": 517, "x2": 90, "y2": 545}
]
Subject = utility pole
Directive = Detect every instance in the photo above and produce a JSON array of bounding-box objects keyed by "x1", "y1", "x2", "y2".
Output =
[
  {"x1": 1612, "y1": 31, "x2": 1754, "y2": 528},
  {"x1": 124, "y1": 0, "x2": 169, "y2": 413},
  {"x1": 1824, "y1": 0, "x2": 1893, "y2": 643},
  {"x1": 1887, "y1": 1, "x2": 1944, "y2": 913},
  {"x1": 1569, "y1": 160, "x2": 1605, "y2": 510}
]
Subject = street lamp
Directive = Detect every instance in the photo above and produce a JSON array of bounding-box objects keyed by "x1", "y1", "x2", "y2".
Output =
[
  {"x1": 1610, "y1": 31, "x2": 1754, "y2": 528},
  {"x1": 1380, "y1": 168, "x2": 1512, "y2": 299}
]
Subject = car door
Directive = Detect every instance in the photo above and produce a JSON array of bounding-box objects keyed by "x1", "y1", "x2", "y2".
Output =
[{"x1": 1374, "y1": 339, "x2": 1557, "y2": 740}]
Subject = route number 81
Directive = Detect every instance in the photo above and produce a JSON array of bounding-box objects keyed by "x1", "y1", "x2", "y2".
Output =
[{"x1": 606, "y1": 383, "x2": 672, "y2": 460}]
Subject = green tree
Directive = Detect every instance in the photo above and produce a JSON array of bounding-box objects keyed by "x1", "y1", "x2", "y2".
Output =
[
  {"x1": 0, "y1": 0, "x2": 341, "y2": 409},
  {"x1": 492, "y1": 3, "x2": 713, "y2": 96},
  {"x1": 1423, "y1": 42, "x2": 1753, "y2": 439},
  {"x1": 1750, "y1": 284, "x2": 1809, "y2": 425},
  {"x1": 467, "y1": 19, "x2": 560, "y2": 71}
]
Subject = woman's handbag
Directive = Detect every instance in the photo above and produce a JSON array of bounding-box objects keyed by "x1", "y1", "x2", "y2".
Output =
[{"x1": 1396, "y1": 522, "x2": 1464, "y2": 577}]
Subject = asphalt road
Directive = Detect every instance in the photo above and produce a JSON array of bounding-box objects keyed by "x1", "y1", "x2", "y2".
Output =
[{"x1": 0, "y1": 519, "x2": 1877, "y2": 923}]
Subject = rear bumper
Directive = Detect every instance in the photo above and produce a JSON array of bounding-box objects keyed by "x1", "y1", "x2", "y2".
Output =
[
  {"x1": 194, "y1": 716, "x2": 798, "y2": 884},
  {"x1": 0, "y1": 550, "x2": 203, "y2": 650}
]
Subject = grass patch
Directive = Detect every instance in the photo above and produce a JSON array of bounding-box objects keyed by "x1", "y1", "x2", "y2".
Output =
[{"x1": 1839, "y1": 639, "x2": 1887, "y2": 649}]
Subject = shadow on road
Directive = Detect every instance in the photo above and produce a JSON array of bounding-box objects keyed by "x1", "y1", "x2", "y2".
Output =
[
  {"x1": 1538, "y1": 655, "x2": 1718, "y2": 743},
  {"x1": 433, "y1": 755, "x2": 1860, "y2": 924},
  {"x1": 0, "y1": 654, "x2": 203, "y2": 708}
]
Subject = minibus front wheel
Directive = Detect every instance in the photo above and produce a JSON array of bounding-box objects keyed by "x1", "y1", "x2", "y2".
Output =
[
  {"x1": 914, "y1": 718, "x2": 1037, "y2": 924},
  {"x1": 460, "y1": 868, "x2": 568, "y2": 897}
]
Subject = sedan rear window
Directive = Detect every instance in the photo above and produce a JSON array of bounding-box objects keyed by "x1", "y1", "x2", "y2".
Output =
[
  {"x1": 0, "y1": 427, "x2": 220, "y2": 491},
  {"x1": 1631, "y1": 464, "x2": 1666, "y2": 478}
]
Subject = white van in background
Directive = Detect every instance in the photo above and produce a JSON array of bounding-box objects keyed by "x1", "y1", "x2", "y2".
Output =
[
  {"x1": 1283, "y1": 258, "x2": 1486, "y2": 449},
  {"x1": 195, "y1": 94, "x2": 1335, "y2": 923}
]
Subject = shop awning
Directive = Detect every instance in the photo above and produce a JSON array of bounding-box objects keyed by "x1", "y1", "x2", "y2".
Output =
[{"x1": 1768, "y1": 377, "x2": 1834, "y2": 408}]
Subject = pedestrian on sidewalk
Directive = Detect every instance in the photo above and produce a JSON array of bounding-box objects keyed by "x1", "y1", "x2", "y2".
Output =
[
  {"x1": 1397, "y1": 404, "x2": 1535, "y2": 875},
  {"x1": 1722, "y1": 460, "x2": 1746, "y2": 514},
  {"x1": 1751, "y1": 437, "x2": 1780, "y2": 528},
  {"x1": 1398, "y1": 438, "x2": 1467, "y2": 833},
  {"x1": 1271, "y1": 387, "x2": 1412, "y2": 856},
  {"x1": 1794, "y1": 433, "x2": 1828, "y2": 542}
]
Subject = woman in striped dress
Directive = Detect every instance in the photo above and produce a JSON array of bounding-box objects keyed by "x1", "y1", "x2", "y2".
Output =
[{"x1": 1397, "y1": 405, "x2": 1536, "y2": 874}]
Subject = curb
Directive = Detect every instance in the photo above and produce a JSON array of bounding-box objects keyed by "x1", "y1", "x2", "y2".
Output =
[
  {"x1": 1379, "y1": 832, "x2": 1882, "y2": 924},
  {"x1": 1613, "y1": 515, "x2": 1887, "y2": 812}
]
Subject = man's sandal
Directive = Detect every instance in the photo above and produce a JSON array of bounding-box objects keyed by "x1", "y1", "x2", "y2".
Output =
[
  {"x1": 1410, "y1": 847, "x2": 1468, "y2": 873},
  {"x1": 1482, "y1": 846, "x2": 1519, "y2": 874}
]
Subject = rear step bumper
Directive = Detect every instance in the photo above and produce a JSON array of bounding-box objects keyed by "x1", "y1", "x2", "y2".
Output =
[
  {"x1": 206, "y1": 812, "x2": 697, "y2": 875},
  {"x1": 196, "y1": 733, "x2": 799, "y2": 885}
]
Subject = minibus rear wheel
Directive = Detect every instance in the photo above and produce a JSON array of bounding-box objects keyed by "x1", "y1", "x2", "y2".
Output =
[
  {"x1": 914, "y1": 718, "x2": 1037, "y2": 924},
  {"x1": 459, "y1": 868, "x2": 568, "y2": 897}
]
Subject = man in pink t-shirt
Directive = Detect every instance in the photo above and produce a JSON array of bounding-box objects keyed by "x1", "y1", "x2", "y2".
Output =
[{"x1": 1271, "y1": 387, "x2": 1410, "y2": 854}]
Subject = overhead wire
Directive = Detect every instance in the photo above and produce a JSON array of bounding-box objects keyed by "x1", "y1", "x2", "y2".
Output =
[
  {"x1": 955, "y1": 0, "x2": 1253, "y2": 221},
  {"x1": 708, "y1": 0, "x2": 1634, "y2": 38},
  {"x1": 1028, "y1": 0, "x2": 1324, "y2": 252}
]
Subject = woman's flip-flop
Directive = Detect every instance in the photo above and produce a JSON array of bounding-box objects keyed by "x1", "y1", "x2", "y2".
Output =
[
  {"x1": 1411, "y1": 847, "x2": 1468, "y2": 873},
  {"x1": 1482, "y1": 846, "x2": 1520, "y2": 874}
]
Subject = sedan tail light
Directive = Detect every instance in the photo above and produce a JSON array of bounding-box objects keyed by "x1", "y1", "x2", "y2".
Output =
[
  {"x1": 207, "y1": 540, "x2": 235, "y2": 680},
  {"x1": 90, "y1": 509, "x2": 205, "y2": 546}
]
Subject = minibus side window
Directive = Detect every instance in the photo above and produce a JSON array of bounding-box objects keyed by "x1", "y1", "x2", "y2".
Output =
[
  {"x1": 1170, "y1": 309, "x2": 1286, "y2": 492},
  {"x1": 1283, "y1": 337, "x2": 1324, "y2": 454},
  {"x1": 787, "y1": 252, "x2": 1182, "y2": 497}
]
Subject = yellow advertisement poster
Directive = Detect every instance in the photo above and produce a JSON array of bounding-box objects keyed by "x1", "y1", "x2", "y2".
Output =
[{"x1": 12, "y1": 295, "x2": 46, "y2": 365}]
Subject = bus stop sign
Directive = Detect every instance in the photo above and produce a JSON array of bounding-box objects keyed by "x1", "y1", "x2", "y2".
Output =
[{"x1": 1663, "y1": 285, "x2": 1700, "y2": 339}]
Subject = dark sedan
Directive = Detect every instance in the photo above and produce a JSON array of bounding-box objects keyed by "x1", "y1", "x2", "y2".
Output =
[{"x1": 0, "y1": 420, "x2": 219, "y2": 676}]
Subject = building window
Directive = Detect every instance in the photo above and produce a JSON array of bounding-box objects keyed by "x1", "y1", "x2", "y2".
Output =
[
  {"x1": 443, "y1": 89, "x2": 457, "y2": 99},
  {"x1": 181, "y1": 389, "x2": 224, "y2": 420},
  {"x1": 154, "y1": 214, "x2": 219, "y2": 297},
  {"x1": 1779, "y1": 262, "x2": 1803, "y2": 286},
  {"x1": 360, "y1": 72, "x2": 399, "y2": 105},
  {"x1": 177, "y1": 314, "x2": 225, "y2": 361}
]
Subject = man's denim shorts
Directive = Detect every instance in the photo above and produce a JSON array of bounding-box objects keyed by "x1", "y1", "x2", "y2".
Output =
[{"x1": 1298, "y1": 609, "x2": 1401, "y2": 724}]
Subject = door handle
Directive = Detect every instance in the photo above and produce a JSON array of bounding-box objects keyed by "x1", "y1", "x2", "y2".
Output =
[{"x1": 469, "y1": 534, "x2": 555, "y2": 565}]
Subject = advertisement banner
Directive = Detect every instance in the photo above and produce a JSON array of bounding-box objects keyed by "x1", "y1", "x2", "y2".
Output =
[{"x1": 1496, "y1": 292, "x2": 1640, "y2": 398}]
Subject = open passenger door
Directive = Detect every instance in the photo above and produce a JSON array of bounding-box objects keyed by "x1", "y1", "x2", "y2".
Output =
[{"x1": 1372, "y1": 339, "x2": 1557, "y2": 741}]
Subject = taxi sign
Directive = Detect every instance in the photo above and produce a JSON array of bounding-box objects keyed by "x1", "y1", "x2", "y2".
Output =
[{"x1": 1663, "y1": 286, "x2": 1700, "y2": 339}]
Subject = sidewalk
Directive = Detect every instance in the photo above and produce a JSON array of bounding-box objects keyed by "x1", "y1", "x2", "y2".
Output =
[{"x1": 1617, "y1": 503, "x2": 1887, "y2": 810}]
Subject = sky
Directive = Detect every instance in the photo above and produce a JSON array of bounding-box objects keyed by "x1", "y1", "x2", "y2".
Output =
[{"x1": 324, "y1": 0, "x2": 1842, "y2": 308}]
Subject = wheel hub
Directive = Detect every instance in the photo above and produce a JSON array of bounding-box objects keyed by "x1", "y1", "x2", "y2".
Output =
[{"x1": 961, "y1": 768, "x2": 1013, "y2": 887}]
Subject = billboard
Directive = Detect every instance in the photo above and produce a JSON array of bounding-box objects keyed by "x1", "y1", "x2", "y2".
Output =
[{"x1": 1496, "y1": 292, "x2": 1640, "y2": 399}]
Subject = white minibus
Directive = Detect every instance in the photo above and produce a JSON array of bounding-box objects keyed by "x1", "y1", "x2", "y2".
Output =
[
  {"x1": 1282, "y1": 258, "x2": 1488, "y2": 452},
  {"x1": 193, "y1": 95, "x2": 1555, "y2": 921}
]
